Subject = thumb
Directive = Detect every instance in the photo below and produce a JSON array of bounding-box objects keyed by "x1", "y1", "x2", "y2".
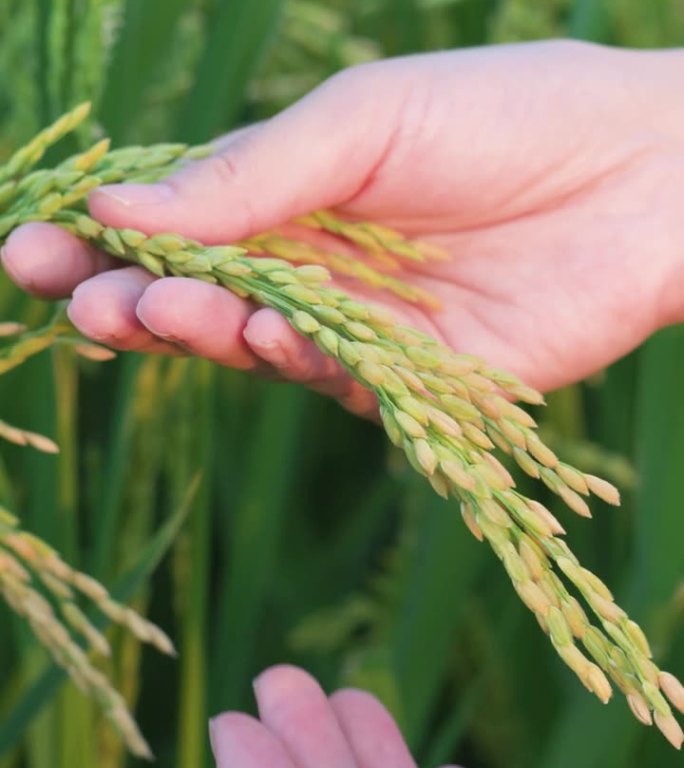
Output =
[{"x1": 89, "y1": 65, "x2": 402, "y2": 244}]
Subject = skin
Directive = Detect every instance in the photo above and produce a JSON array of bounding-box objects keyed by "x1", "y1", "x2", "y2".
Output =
[
  {"x1": 209, "y1": 664, "x2": 461, "y2": 768},
  {"x1": 4, "y1": 41, "x2": 684, "y2": 417},
  {"x1": 3, "y1": 40, "x2": 684, "y2": 764}
]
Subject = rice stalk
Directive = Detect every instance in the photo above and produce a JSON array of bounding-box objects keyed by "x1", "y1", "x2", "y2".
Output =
[
  {"x1": 1, "y1": 104, "x2": 683, "y2": 752},
  {"x1": 0, "y1": 103, "x2": 442, "y2": 308},
  {"x1": 0, "y1": 284, "x2": 169, "y2": 759},
  {"x1": 0, "y1": 508, "x2": 175, "y2": 759},
  {"x1": 0, "y1": 310, "x2": 82, "y2": 376},
  {"x1": 0, "y1": 310, "x2": 111, "y2": 456}
]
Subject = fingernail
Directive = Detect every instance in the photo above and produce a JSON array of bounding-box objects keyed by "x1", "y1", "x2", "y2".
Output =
[
  {"x1": 141, "y1": 326, "x2": 189, "y2": 349},
  {"x1": 143, "y1": 326, "x2": 190, "y2": 350},
  {"x1": 264, "y1": 342, "x2": 289, "y2": 368},
  {"x1": 136, "y1": 304, "x2": 186, "y2": 346},
  {"x1": 95, "y1": 183, "x2": 174, "y2": 208},
  {"x1": 153, "y1": 331, "x2": 184, "y2": 344},
  {"x1": 247, "y1": 337, "x2": 289, "y2": 369}
]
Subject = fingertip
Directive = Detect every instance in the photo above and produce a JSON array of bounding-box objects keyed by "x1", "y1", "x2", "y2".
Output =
[
  {"x1": 209, "y1": 711, "x2": 255, "y2": 740},
  {"x1": 90, "y1": 167, "x2": 247, "y2": 243},
  {"x1": 339, "y1": 383, "x2": 378, "y2": 419},
  {"x1": 209, "y1": 711, "x2": 256, "y2": 750},
  {"x1": 244, "y1": 309, "x2": 378, "y2": 413},
  {"x1": 243, "y1": 308, "x2": 293, "y2": 367},
  {"x1": 89, "y1": 184, "x2": 174, "y2": 233},
  {"x1": 67, "y1": 267, "x2": 155, "y2": 345},
  {"x1": 136, "y1": 277, "x2": 258, "y2": 369},
  {"x1": 244, "y1": 308, "x2": 340, "y2": 381},
  {"x1": 3, "y1": 222, "x2": 114, "y2": 298},
  {"x1": 253, "y1": 664, "x2": 319, "y2": 701},
  {"x1": 330, "y1": 686, "x2": 417, "y2": 768},
  {"x1": 329, "y1": 687, "x2": 381, "y2": 709},
  {"x1": 254, "y1": 664, "x2": 358, "y2": 767},
  {"x1": 209, "y1": 711, "x2": 296, "y2": 768}
]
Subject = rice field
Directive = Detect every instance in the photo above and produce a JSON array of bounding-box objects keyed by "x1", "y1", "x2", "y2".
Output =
[{"x1": 0, "y1": 1, "x2": 683, "y2": 767}]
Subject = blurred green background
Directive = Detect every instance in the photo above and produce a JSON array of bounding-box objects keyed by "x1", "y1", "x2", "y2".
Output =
[{"x1": 1, "y1": 1, "x2": 683, "y2": 766}]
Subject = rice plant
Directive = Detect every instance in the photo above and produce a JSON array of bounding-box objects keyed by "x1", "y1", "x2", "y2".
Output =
[{"x1": 1, "y1": 2, "x2": 684, "y2": 768}]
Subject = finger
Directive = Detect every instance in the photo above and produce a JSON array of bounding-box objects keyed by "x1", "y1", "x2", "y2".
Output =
[
  {"x1": 212, "y1": 122, "x2": 263, "y2": 153},
  {"x1": 244, "y1": 309, "x2": 378, "y2": 416},
  {"x1": 2, "y1": 222, "x2": 117, "y2": 299},
  {"x1": 88, "y1": 65, "x2": 401, "y2": 243},
  {"x1": 244, "y1": 309, "x2": 347, "y2": 388},
  {"x1": 337, "y1": 383, "x2": 378, "y2": 420},
  {"x1": 254, "y1": 665, "x2": 358, "y2": 768},
  {"x1": 209, "y1": 712, "x2": 296, "y2": 768},
  {"x1": 329, "y1": 689, "x2": 416, "y2": 768},
  {"x1": 135, "y1": 277, "x2": 261, "y2": 370},
  {"x1": 67, "y1": 266, "x2": 180, "y2": 354}
]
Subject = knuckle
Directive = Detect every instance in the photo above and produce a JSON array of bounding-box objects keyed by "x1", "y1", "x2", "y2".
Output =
[
  {"x1": 195, "y1": 144, "x2": 257, "y2": 234},
  {"x1": 205, "y1": 150, "x2": 241, "y2": 187}
]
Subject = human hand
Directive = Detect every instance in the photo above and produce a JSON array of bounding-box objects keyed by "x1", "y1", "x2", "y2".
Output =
[
  {"x1": 209, "y1": 665, "x2": 461, "y2": 768},
  {"x1": 4, "y1": 41, "x2": 684, "y2": 417}
]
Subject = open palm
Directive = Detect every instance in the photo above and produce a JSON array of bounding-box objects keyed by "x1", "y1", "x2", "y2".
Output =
[{"x1": 4, "y1": 40, "x2": 683, "y2": 416}]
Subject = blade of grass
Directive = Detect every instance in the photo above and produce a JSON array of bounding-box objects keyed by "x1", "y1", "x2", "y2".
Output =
[
  {"x1": 98, "y1": 0, "x2": 189, "y2": 144},
  {"x1": 388, "y1": 477, "x2": 487, "y2": 750},
  {"x1": 633, "y1": 327, "x2": 684, "y2": 604},
  {"x1": 89, "y1": 355, "x2": 144, "y2": 578},
  {"x1": 316, "y1": 476, "x2": 399, "y2": 590},
  {"x1": 423, "y1": 677, "x2": 483, "y2": 768},
  {"x1": 538, "y1": 329, "x2": 684, "y2": 768},
  {"x1": 100, "y1": 356, "x2": 175, "y2": 767},
  {"x1": 568, "y1": 0, "x2": 611, "y2": 41},
  {"x1": 172, "y1": 361, "x2": 214, "y2": 768},
  {"x1": 51, "y1": 347, "x2": 97, "y2": 768},
  {"x1": 14, "y1": 349, "x2": 60, "y2": 768},
  {"x1": 209, "y1": 383, "x2": 306, "y2": 713},
  {"x1": 178, "y1": 0, "x2": 285, "y2": 141},
  {"x1": 0, "y1": 475, "x2": 199, "y2": 756},
  {"x1": 422, "y1": 601, "x2": 528, "y2": 768}
]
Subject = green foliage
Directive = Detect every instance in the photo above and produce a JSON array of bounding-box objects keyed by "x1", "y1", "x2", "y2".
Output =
[{"x1": 1, "y1": 1, "x2": 683, "y2": 767}]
